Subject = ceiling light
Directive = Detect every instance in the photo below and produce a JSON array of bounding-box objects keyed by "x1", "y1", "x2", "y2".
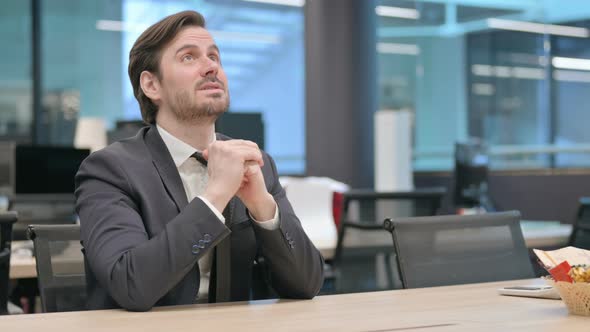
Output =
[
  {"x1": 552, "y1": 56, "x2": 590, "y2": 71},
  {"x1": 487, "y1": 18, "x2": 589, "y2": 38},
  {"x1": 242, "y1": 0, "x2": 304, "y2": 7},
  {"x1": 375, "y1": 6, "x2": 420, "y2": 20},
  {"x1": 377, "y1": 42, "x2": 419, "y2": 55}
]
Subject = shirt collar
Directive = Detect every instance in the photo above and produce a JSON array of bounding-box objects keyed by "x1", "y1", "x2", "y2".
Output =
[{"x1": 156, "y1": 124, "x2": 215, "y2": 168}]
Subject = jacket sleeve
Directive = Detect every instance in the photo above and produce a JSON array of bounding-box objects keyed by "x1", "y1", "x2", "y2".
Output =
[
  {"x1": 75, "y1": 149, "x2": 230, "y2": 311},
  {"x1": 251, "y1": 154, "x2": 325, "y2": 299}
]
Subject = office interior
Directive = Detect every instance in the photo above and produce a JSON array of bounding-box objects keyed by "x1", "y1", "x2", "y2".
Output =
[{"x1": 1, "y1": 0, "x2": 590, "y2": 325}]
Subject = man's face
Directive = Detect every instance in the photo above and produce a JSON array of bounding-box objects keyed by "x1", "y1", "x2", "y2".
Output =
[{"x1": 156, "y1": 26, "x2": 229, "y2": 122}]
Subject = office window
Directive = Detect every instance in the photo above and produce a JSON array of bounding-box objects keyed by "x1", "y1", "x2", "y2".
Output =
[
  {"x1": 41, "y1": 0, "x2": 123, "y2": 145},
  {"x1": 0, "y1": 1, "x2": 32, "y2": 143},
  {"x1": 377, "y1": 0, "x2": 590, "y2": 171},
  {"x1": 39, "y1": 0, "x2": 305, "y2": 174},
  {"x1": 377, "y1": 0, "x2": 476, "y2": 171},
  {"x1": 552, "y1": 25, "x2": 590, "y2": 168},
  {"x1": 467, "y1": 30, "x2": 550, "y2": 169}
]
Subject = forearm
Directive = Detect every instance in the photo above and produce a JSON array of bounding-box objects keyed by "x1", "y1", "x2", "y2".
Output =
[
  {"x1": 248, "y1": 153, "x2": 324, "y2": 298},
  {"x1": 253, "y1": 203, "x2": 325, "y2": 299},
  {"x1": 82, "y1": 198, "x2": 229, "y2": 311}
]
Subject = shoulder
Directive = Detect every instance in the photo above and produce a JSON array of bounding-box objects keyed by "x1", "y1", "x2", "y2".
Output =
[{"x1": 78, "y1": 127, "x2": 151, "y2": 176}]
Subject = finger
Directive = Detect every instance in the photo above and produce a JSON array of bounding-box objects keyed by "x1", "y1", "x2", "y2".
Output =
[
  {"x1": 227, "y1": 141, "x2": 262, "y2": 165},
  {"x1": 228, "y1": 139, "x2": 259, "y2": 150},
  {"x1": 243, "y1": 162, "x2": 258, "y2": 177},
  {"x1": 238, "y1": 147, "x2": 264, "y2": 167},
  {"x1": 239, "y1": 176, "x2": 249, "y2": 190},
  {"x1": 212, "y1": 141, "x2": 264, "y2": 167}
]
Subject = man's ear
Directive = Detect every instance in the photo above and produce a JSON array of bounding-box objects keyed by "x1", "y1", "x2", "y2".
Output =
[{"x1": 140, "y1": 71, "x2": 161, "y2": 104}]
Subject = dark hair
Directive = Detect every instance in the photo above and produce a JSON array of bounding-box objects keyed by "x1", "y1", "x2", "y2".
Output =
[{"x1": 128, "y1": 11, "x2": 206, "y2": 124}]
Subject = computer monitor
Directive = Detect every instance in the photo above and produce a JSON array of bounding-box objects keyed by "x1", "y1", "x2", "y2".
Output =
[
  {"x1": 453, "y1": 140, "x2": 493, "y2": 210},
  {"x1": 107, "y1": 120, "x2": 146, "y2": 144},
  {"x1": 15, "y1": 145, "x2": 90, "y2": 194},
  {"x1": 215, "y1": 112, "x2": 265, "y2": 150}
]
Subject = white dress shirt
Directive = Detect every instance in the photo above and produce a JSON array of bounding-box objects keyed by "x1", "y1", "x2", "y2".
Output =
[{"x1": 156, "y1": 125, "x2": 279, "y2": 302}]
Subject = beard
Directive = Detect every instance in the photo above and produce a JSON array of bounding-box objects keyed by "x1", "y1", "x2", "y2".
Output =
[{"x1": 168, "y1": 80, "x2": 230, "y2": 123}]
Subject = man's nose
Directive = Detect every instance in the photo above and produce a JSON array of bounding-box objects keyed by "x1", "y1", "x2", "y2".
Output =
[{"x1": 201, "y1": 58, "x2": 219, "y2": 78}]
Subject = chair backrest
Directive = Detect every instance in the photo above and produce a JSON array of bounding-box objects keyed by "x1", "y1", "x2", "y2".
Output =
[
  {"x1": 0, "y1": 212, "x2": 18, "y2": 315},
  {"x1": 342, "y1": 188, "x2": 446, "y2": 223},
  {"x1": 332, "y1": 188, "x2": 446, "y2": 293},
  {"x1": 27, "y1": 224, "x2": 86, "y2": 312},
  {"x1": 383, "y1": 211, "x2": 534, "y2": 289},
  {"x1": 570, "y1": 197, "x2": 590, "y2": 249}
]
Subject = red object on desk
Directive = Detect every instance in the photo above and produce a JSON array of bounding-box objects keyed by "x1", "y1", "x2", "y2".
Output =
[
  {"x1": 549, "y1": 261, "x2": 573, "y2": 283},
  {"x1": 332, "y1": 192, "x2": 344, "y2": 229}
]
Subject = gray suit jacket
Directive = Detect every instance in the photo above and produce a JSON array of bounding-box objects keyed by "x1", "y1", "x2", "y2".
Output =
[{"x1": 74, "y1": 125, "x2": 324, "y2": 311}]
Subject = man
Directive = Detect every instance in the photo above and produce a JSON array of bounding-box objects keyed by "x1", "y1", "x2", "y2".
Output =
[{"x1": 75, "y1": 10, "x2": 324, "y2": 311}]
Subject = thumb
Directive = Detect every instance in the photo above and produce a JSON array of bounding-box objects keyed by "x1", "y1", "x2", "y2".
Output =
[{"x1": 243, "y1": 161, "x2": 260, "y2": 176}]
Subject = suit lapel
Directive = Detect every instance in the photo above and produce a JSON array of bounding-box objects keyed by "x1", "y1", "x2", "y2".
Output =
[{"x1": 144, "y1": 125, "x2": 189, "y2": 211}]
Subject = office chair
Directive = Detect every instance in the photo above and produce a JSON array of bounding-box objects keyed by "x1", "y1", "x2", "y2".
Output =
[
  {"x1": 569, "y1": 197, "x2": 590, "y2": 249},
  {"x1": 331, "y1": 188, "x2": 446, "y2": 293},
  {"x1": 1, "y1": 211, "x2": 20, "y2": 315},
  {"x1": 383, "y1": 211, "x2": 534, "y2": 289},
  {"x1": 27, "y1": 224, "x2": 86, "y2": 312}
]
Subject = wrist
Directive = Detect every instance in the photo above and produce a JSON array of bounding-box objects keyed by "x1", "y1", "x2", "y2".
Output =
[
  {"x1": 203, "y1": 186, "x2": 232, "y2": 213},
  {"x1": 248, "y1": 193, "x2": 276, "y2": 221}
]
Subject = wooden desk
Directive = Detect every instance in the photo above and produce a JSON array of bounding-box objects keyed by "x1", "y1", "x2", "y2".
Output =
[
  {"x1": 0, "y1": 279, "x2": 586, "y2": 331},
  {"x1": 9, "y1": 241, "x2": 36, "y2": 279},
  {"x1": 521, "y1": 221, "x2": 573, "y2": 248},
  {"x1": 8, "y1": 255, "x2": 36, "y2": 279},
  {"x1": 9, "y1": 241, "x2": 83, "y2": 280}
]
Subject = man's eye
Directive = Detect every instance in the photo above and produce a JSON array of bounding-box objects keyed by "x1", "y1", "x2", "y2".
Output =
[
  {"x1": 182, "y1": 54, "x2": 194, "y2": 62},
  {"x1": 209, "y1": 55, "x2": 219, "y2": 62}
]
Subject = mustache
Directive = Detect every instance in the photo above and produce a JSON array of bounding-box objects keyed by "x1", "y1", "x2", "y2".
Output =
[{"x1": 195, "y1": 77, "x2": 225, "y2": 90}]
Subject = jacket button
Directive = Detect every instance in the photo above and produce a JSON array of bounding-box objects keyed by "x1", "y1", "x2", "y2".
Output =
[
  {"x1": 203, "y1": 234, "x2": 212, "y2": 243},
  {"x1": 191, "y1": 245, "x2": 200, "y2": 255}
]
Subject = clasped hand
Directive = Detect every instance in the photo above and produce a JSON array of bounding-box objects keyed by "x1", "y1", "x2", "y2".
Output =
[{"x1": 201, "y1": 140, "x2": 275, "y2": 221}]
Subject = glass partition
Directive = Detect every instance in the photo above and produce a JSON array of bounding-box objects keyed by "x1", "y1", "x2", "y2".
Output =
[
  {"x1": 38, "y1": 0, "x2": 305, "y2": 173},
  {"x1": 377, "y1": 0, "x2": 590, "y2": 170},
  {"x1": 0, "y1": 1, "x2": 32, "y2": 144}
]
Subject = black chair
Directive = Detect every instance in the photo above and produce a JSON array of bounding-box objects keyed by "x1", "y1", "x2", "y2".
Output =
[
  {"x1": 26, "y1": 224, "x2": 86, "y2": 312},
  {"x1": 331, "y1": 188, "x2": 446, "y2": 293},
  {"x1": 1, "y1": 211, "x2": 19, "y2": 315},
  {"x1": 569, "y1": 197, "x2": 590, "y2": 249},
  {"x1": 383, "y1": 211, "x2": 534, "y2": 289}
]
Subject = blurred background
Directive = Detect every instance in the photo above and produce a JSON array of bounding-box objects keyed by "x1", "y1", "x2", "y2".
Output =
[
  {"x1": 2, "y1": 0, "x2": 590, "y2": 220},
  {"x1": 4, "y1": 0, "x2": 590, "y2": 313}
]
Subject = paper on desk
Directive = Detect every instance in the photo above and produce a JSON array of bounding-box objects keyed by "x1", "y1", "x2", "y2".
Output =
[{"x1": 533, "y1": 246, "x2": 590, "y2": 269}]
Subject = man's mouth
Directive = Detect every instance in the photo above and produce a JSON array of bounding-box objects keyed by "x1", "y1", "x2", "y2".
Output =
[{"x1": 198, "y1": 82, "x2": 223, "y2": 91}]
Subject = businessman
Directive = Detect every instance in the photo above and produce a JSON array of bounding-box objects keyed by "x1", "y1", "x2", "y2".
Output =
[{"x1": 75, "y1": 10, "x2": 324, "y2": 311}]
